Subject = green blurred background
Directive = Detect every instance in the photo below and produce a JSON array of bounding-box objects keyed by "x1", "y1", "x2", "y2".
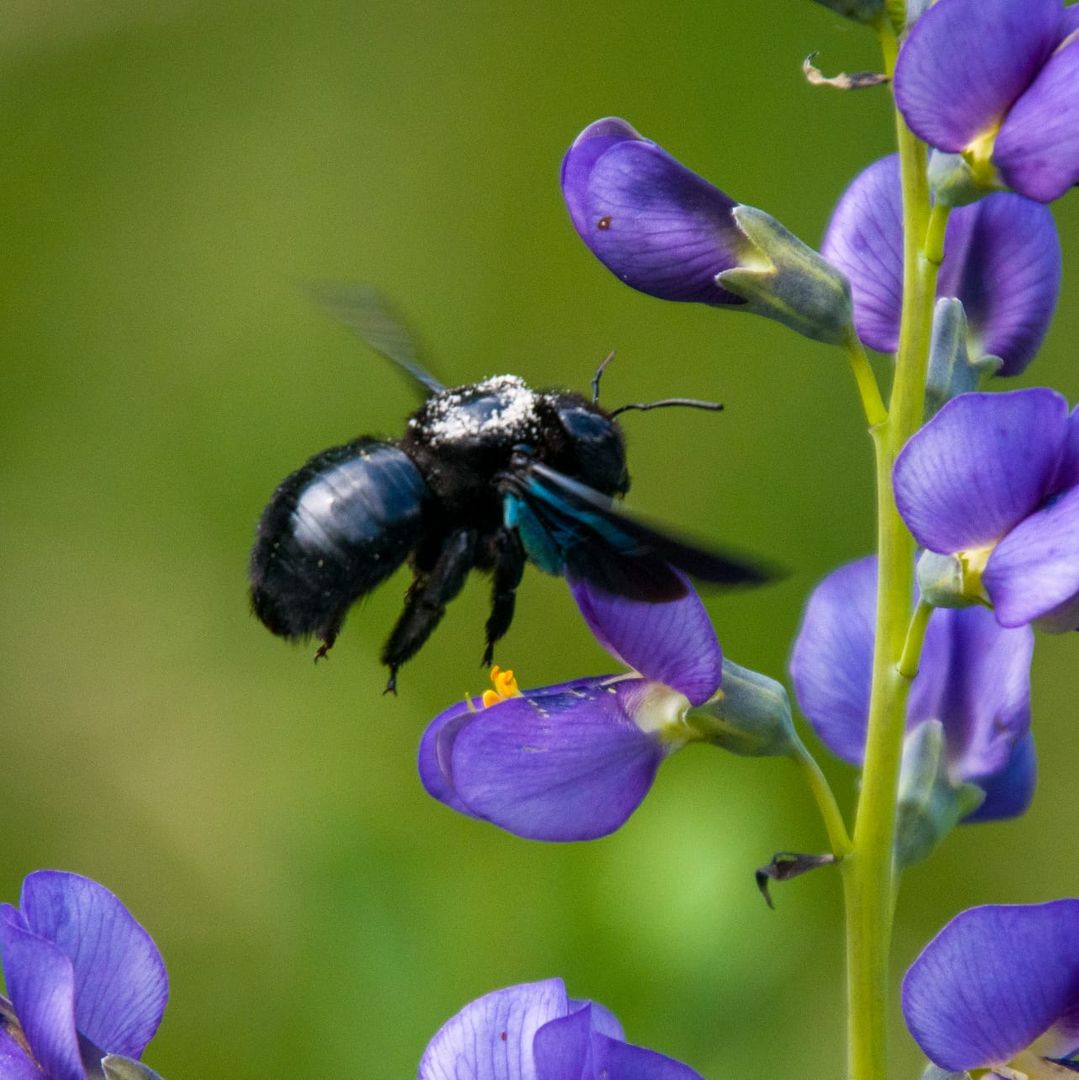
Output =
[{"x1": 2, "y1": 2, "x2": 1076, "y2": 1076}]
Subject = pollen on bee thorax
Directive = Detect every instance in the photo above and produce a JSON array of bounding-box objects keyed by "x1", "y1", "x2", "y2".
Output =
[{"x1": 481, "y1": 665, "x2": 521, "y2": 708}]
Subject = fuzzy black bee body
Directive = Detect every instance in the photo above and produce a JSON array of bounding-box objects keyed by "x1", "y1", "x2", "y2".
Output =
[{"x1": 249, "y1": 289, "x2": 770, "y2": 692}]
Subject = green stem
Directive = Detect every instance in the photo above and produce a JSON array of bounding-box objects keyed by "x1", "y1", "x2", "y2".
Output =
[
  {"x1": 842, "y1": 24, "x2": 943, "y2": 1080},
  {"x1": 897, "y1": 599, "x2": 933, "y2": 680},
  {"x1": 845, "y1": 333, "x2": 888, "y2": 429},
  {"x1": 791, "y1": 738, "x2": 853, "y2": 859}
]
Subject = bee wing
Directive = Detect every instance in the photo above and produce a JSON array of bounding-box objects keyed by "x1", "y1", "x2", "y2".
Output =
[
  {"x1": 504, "y1": 460, "x2": 778, "y2": 600},
  {"x1": 307, "y1": 282, "x2": 446, "y2": 396}
]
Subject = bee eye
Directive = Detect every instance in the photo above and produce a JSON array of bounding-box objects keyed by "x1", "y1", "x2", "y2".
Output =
[{"x1": 555, "y1": 404, "x2": 629, "y2": 496}]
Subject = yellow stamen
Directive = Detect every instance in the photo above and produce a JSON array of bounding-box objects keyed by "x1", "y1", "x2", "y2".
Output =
[{"x1": 480, "y1": 665, "x2": 521, "y2": 708}]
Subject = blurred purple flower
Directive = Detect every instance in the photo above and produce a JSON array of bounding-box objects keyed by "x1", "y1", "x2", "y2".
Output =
[
  {"x1": 418, "y1": 977, "x2": 704, "y2": 1080},
  {"x1": 790, "y1": 556, "x2": 1035, "y2": 822},
  {"x1": 895, "y1": 388, "x2": 1079, "y2": 632},
  {"x1": 822, "y1": 155, "x2": 1060, "y2": 375},
  {"x1": 0, "y1": 871, "x2": 168, "y2": 1080},
  {"x1": 894, "y1": 0, "x2": 1079, "y2": 203},
  {"x1": 419, "y1": 575, "x2": 722, "y2": 841},
  {"x1": 903, "y1": 900, "x2": 1079, "y2": 1074}
]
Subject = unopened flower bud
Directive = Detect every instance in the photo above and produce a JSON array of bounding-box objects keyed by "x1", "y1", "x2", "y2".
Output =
[
  {"x1": 924, "y1": 298, "x2": 1001, "y2": 419},
  {"x1": 895, "y1": 721, "x2": 985, "y2": 868}
]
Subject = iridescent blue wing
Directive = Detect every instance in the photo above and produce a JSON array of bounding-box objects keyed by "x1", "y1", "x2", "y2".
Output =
[
  {"x1": 502, "y1": 460, "x2": 775, "y2": 600},
  {"x1": 307, "y1": 282, "x2": 446, "y2": 397}
]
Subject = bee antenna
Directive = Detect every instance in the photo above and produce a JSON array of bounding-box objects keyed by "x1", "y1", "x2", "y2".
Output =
[
  {"x1": 609, "y1": 398, "x2": 725, "y2": 418},
  {"x1": 590, "y1": 351, "x2": 617, "y2": 403}
]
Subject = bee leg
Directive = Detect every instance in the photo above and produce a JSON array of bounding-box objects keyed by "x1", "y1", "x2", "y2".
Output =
[
  {"x1": 482, "y1": 529, "x2": 525, "y2": 667},
  {"x1": 381, "y1": 528, "x2": 478, "y2": 692}
]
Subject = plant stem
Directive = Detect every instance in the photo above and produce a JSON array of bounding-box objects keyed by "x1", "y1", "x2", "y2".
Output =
[
  {"x1": 841, "y1": 24, "x2": 942, "y2": 1080},
  {"x1": 791, "y1": 738, "x2": 853, "y2": 859},
  {"x1": 845, "y1": 333, "x2": 888, "y2": 428}
]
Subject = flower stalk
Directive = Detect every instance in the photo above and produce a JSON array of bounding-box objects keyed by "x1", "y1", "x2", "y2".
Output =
[{"x1": 842, "y1": 22, "x2": 943, "y2": 1080}]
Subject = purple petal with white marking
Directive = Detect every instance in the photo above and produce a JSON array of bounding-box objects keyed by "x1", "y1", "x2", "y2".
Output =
[
  {"x1": 418, "y1": 978, "x2": 568, "y2": 1080},
  {"x1": 995, "y1": 34, "x2": 1079, "y2": 203},
  {"x1": 0, "y1": 1027, "x2": 44, "y2": 1080},
  {"x1": 965, "y1": 732, "x2": 1036, "y2": 823},
  {"x1": 440, "y1": 681, "x2": 667, "y2": 841},
  {"x1": 903, "y1": 900, "x2": 1079, "y2": 1071},
  {"x1": 908, "y1": 606, "x2": 1032, "y2": 782},
  {"x1": 894, "y1": 390, "x2": 1069, "y2": 553},
  {"x1": 591, "y1": 1034, "x2": 706, "y2": 1080},
  {"x1": 983, "y1": 483, "x2": 1079, "y2": 627},
  {"x1": 568, "y1": 575, "x2": 721, "y2": 705},
  {"x1": 821, "y1": 156, "x2": 904, "y2": 353},
  {"x1": 935, "y1": 193, "x2": 1060, "y2": 375},
  {"x1": 894, "y1": 0, "x2": 1063, "y2": 152},
  {"x1": 19, "y1": 872, "x2": 167, "y2": 1060},
  {"x1": 0, "y1": 905, "x2": 85, "y2": 1080},
  {"x1": 561, "y1": 120, "x2": 746, "y2": 305},
  {"x1": 789, "y1": 556, "x2": 876, "y2": 765}
]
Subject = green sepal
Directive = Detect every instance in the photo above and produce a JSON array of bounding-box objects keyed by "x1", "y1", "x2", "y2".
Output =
[
  {"x1": 928, "y1": 150, "x2": 1002, "y2": 208},
  {"x1": 921, "y1": 1066, "x2": 972, "y2": 1080},
  {"x1": 102, "y1": 1056, "x2": 168, "y2": 1080},
  {"x1": 689, "y1": 660, "x2": 799, "y2": 758},
  {"x1": 716, "y1": 205, "x2": 855, "y2": 345},
  {"x1": 895, "y1": 720, "x2": 985, "y2": 869},
  {"x1": 916, "y1": 549, "x2": 988, "y2": 610},
  {"x1": 924, "y1": 298, "x2": 1001, "y2": 419}
]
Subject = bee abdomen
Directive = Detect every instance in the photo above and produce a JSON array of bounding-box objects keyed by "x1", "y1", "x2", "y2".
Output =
[{"x1": 250, "y1": 439, "x2": 429, "y2": 642}]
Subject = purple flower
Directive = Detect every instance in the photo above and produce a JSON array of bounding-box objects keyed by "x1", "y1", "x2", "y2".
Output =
[
  {"x1": 0, "y1": 871, "x2": 168, "y2": 1080},
  {"x1": 894, "y1": 388, "x2": 1079, "y2": 632},
  {"x1": 790, "y1": 557, "x2": 1035, "y2": 824},
  {"x1": 903, "y1": 900, "x2": 1079, "y2": 1074},
  {"x1": 418, "y1": 977, "x2": 704, "y2": 1079},
  {"x1": 419, "y1": 575, "x2": 722, "y2": 841},
  {"x1": 894, "y1": 0, "x2": 1079, "y2": 203},
  {"x1": 561, "y1": 118, "x2": 854, "y2": 344},
  {"x1": 822, "y1": 155, "x2": 1061, "y2": 375}
]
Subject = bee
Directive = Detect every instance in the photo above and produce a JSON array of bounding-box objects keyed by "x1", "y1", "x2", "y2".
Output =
[{"x1": 249, "y1": 287, "x2": 772, "y2": 692}]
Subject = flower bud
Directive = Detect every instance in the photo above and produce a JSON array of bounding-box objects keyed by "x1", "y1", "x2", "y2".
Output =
[
  {"x1": 924, "y1": 298, "x2": 1001, "y2": 418},
  {"x1": 895, "y1": 721, "x2": 985, "y2": 869},
  {"x1": 921, "y1": 1067, "x2": 972, "y2": 1080},
  {"x1": 689, "y1": 659, "x2": 799, "y2": 758}
]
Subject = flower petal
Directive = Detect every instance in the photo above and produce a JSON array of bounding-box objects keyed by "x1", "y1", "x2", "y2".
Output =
[
  {"x1": 0, "y1": 1027, "x2": 45, "y2": 1080},
  {"x1": 994, "y1": 34, "x2": 1079, "y2": 203},
  {"x1": 417, "y1": 697, "x2": 483, "y2": 814},
  {"x1": 789, "y1": 556, "x2": 876, "y2": 765},
  {"x1": 19, "y1": 872, "x2": 167, "y2": 1060},
  {"x1": 983, "y1": 483, "x2": 1079, "y2": 627},
  {"x1": 908, "y1": 606, "x2": 1032, "y2": 782},
  {"x1": 903, "y1": 900, "x2": 1079, "y2": 1071},
  {"x1": 821, "y1": 156, "x2": 904, "y2": 353},
  {"x1": 0, "y1": 905, "x2": 85, "y2": 1080},
  {"x1": 964, "y1": 731, "x2": 1036, "y2": 823},
  {"x1": 935, "y1": 193, "x2": 1060, "y2": 376},
  {"x1": 568, "y1": 575, "x2": 721, "y2": 705},
  {"x1": 591, "y1": 1033, "x2": 706, "y2": 1079},
  {"x1": 561, "y1": 120, "x2": 745, "y2": 305},
  {"x1": 418, "y1": 978, "x2": 568, "y2": 1080},
  {"x1": 893, "y1": 389, "x2": 1069, "y2": 553},
  {"x1": 894, "y1": 0, "x2": 1063, "y2": 152},
  {"x1": 567, "y1": 1000, "x2": 624, "y2": 1042},
  {"x1": 444, "y1": 681, "x2": 667, "y2": 841},
  {"x1": 532, "y1": 1003, "x2": 594, "y2": 1077}
]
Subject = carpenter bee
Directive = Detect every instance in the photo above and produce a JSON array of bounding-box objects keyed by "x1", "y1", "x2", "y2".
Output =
[{"x1": 250, "y1": 286, "x2": 773, "y2": 692}]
